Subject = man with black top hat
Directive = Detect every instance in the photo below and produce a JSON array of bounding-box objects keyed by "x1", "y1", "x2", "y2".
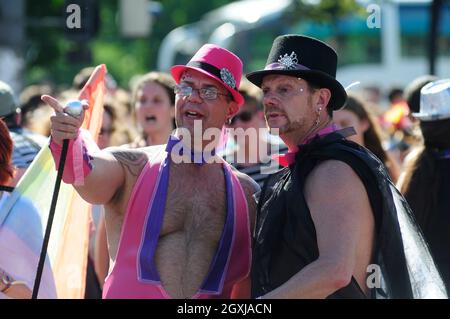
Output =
[{"x1": 247, "y1": 34, "x2": 447, "y2": 299}]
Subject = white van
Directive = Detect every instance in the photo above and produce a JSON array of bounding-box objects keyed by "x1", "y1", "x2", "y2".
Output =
[{"x1": 157, "y1": 0, "x2": 450, "y2": 92}]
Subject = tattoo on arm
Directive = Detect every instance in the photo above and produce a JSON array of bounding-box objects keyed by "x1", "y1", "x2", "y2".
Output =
[{"x1": 111, "y1": 150, "x2": 148, "y2": 177}]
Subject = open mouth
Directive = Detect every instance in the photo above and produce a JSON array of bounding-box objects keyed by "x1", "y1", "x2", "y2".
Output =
[
  {"x1": 184, "y1": 110, "x2": 204, "y2": 120},
  {"x1": 266, "y1": 113, "x2": 283, "y2": 119},
  {"x1": 145, "y1": 115, "x2": 157, "y2": 123}
]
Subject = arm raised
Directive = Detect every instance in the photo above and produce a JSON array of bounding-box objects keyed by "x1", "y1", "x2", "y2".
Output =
[{"x1": 43, "y1": 94, "x2": 147, "y2": 205}]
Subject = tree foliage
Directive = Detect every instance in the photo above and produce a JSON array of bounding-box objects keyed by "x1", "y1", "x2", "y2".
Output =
[
  {"x1": 25, "y1": 0, "x2": 232, "y2": 89},
  {"x1": 292, "y1": 0, "x2": 365, "y2": 23}
]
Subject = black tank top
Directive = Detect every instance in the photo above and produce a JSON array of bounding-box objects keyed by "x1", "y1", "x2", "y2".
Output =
[{"x1": 252, "y1": 130, "x2": 447, "y2": 299}]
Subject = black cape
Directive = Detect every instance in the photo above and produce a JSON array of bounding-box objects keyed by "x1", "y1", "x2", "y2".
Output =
[{"x1": 252, "y1": 130, "x2": 447, "y2": 299}]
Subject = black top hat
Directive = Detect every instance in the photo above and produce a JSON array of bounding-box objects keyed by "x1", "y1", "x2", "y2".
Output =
[{"x1": 246, "y1": 34, "x2": 347, "y2": 110}]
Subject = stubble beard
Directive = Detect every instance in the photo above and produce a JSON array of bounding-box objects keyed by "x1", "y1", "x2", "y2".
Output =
[{"x1": 276, "y1": 95, "x2": 314, "y2": 137}]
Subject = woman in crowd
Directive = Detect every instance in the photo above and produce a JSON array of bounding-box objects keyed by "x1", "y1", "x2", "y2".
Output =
[
  {"x1": 333, "y1": 93, "x2": 401, "y2": 182},
  {"x1": 128, "y1": 72, "x2": 176, "y2": 147}
]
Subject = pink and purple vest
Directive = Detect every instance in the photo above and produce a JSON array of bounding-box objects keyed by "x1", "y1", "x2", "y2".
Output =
[{"x1": 103, "y1": 140, "x2": 251, "y2": 299}]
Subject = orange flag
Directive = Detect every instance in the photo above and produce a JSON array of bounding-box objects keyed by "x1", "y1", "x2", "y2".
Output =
[{"x1": 52, "y1": 64, "x2": 107, "y2": 298}]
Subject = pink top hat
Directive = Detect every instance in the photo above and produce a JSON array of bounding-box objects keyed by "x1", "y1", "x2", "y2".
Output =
[{"x1": 171, "y1": 44, "x2": 244, "y2": 107}]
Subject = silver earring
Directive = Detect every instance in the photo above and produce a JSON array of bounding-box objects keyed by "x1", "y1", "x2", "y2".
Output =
[{"x1": 314, "y1": 108, "x2": 321, "y2": 126}]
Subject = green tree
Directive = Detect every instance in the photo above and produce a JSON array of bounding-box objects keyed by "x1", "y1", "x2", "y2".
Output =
[
  {"x1": 292, "y1": 0, "x2": 365, "y2": 23},
  {"x1": 25, "y1": 0, "x2": 234, "y2": 89}
]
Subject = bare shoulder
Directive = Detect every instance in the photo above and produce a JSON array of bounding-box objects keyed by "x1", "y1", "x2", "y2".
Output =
[
  {"x1": 232, "y1": 168, "x2": 260, "y2": 233},
  {"x1": 305, "y1": 159, "x2": 365, "y2": 198},
  {"x1": 233, "y1": 168, "x2": 261, "y2": 196},
  {"x1": 104, "y1": 144, "x2": 163, "y2": 177},
  {"x1": 304, "y1": 159, "x2": 373, "y2": 225}
]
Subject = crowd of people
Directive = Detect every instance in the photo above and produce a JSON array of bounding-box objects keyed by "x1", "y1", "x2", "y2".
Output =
[{"x1": 1, "y1": 33, "x2": 450, "y2": 299}]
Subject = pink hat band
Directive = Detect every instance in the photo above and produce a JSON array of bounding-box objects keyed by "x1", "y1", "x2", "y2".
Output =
[{"x1": 171, "y1": 44, "x2": 244, "y2": 107}]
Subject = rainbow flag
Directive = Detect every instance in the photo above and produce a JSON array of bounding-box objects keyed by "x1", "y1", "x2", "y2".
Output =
[{"x1": 0, "y1": 64, "x2": 106, "y2": 298}]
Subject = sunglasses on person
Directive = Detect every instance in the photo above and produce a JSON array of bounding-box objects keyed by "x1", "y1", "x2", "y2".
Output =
[{"x1": 174, "y1": 83, "x2": 231, "y2": 101}]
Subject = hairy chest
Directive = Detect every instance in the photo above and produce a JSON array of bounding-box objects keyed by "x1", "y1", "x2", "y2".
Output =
[{"x1": 161, "y1": 164, "x2": 228, "y2": 239}]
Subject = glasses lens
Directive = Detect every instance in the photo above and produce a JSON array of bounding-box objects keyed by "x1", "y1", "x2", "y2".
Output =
[
  {"x1": 174, "y1": 84, "x2": 191, "y2": 96},
  {"x1": 200, "y1": 88, "x2": 218, "y2": 100}
]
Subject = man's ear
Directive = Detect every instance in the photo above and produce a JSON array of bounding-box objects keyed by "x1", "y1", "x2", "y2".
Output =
[
  {"x1": 317, "y1": 88, "x2": 332, "y2": 109},
  {"x1": 227, "y1": 101, "x2": 239, "y2": 119}
]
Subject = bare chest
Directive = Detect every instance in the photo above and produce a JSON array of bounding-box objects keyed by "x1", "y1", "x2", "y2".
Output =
[
  {"x1": 155, "y1": 164, "x2": 231, "y2": 297},
  {"x1": 162, "y1": 164, "x2": 227, "y2": 237}
]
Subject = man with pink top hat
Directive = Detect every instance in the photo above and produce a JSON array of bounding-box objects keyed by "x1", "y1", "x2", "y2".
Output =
[
  {"x1": 42, "y1": 44, "x2": 258, "y2": 299},
  {"x1": 248, "y1": 34, "x2": 447, "y2": 299}
]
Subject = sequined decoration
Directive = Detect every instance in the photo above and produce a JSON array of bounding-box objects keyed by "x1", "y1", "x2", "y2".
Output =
[
  {"x1": 220, "y1": 68, "x2": 236, "y2": 89},
  {"x1": 278, "y1": 51, "x2": 299, "y2": 70}
]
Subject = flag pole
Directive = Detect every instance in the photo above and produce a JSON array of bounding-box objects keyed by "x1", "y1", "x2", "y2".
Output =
[{"x1": 32, "y1": 101, "x2": 83, "y2": 299}]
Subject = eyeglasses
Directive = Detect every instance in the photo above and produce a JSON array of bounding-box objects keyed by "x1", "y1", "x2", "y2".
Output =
[
  {"x1": 230, "y1": 111, "x2": 255, "y2": 125},
  {"x1": 174, "y1": 84, "x2": 231, "y2": 101}
]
